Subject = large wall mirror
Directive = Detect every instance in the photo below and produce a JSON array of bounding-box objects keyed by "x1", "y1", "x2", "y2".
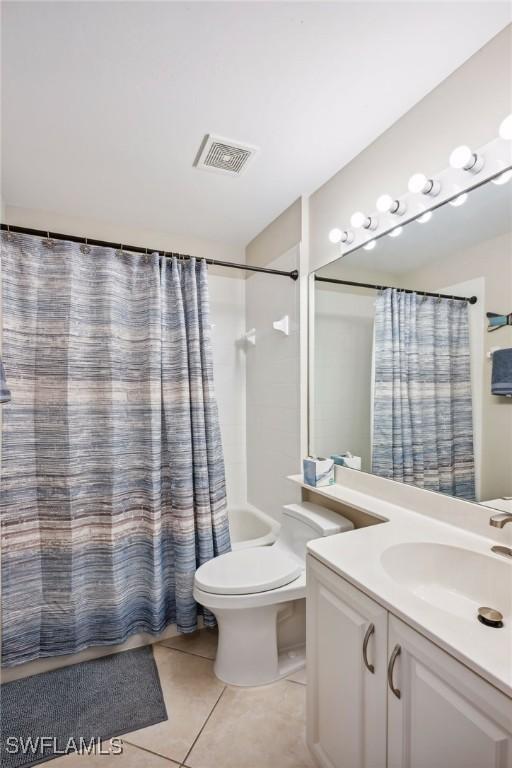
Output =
[{"x1": 310, "y1": 170, "x2": 512, "y2": 511}]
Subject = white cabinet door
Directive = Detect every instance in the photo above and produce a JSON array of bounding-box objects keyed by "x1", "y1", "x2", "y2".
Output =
[
  {"x1": 306, "y1": 555, "x2": 388, "y2": 768},
  {"x1": 387, "y1": 615, "x2": 512, "y2": 768}
]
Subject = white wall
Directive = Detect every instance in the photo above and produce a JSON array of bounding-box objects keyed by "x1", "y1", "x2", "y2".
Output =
[
  {"x1": 245, "y1": 198, "x2": 302, "y2": 269},
  {"x1": 245, "y1": 246, "x2": 302, "y2": 522},
  {"x1": 313, "y1": 286, "x2": 375, "y2": 471},
  {"x1": 310, "y1": 25, "x2": 512, "y2": 273}
]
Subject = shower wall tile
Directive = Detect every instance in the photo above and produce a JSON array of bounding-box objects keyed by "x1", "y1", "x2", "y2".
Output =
[
  {"x1": 209, "y1": 275, "x2": 246, "y2": 507},
  {"x1": 245, "y1": 247, "x2": 302, "y2": 522}
]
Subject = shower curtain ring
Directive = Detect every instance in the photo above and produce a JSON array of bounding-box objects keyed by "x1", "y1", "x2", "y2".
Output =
[{"x1": 44, "y1": 230, "x2": 54, "y2": 248}]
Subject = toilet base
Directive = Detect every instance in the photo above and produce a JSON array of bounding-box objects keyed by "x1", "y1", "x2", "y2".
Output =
[{"x1": 212, "y1": 600, "x2": 305, "y2": 686}]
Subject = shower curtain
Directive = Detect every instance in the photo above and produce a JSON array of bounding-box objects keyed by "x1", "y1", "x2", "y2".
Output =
[
  {"x1": 372, "y1": 288, "x2": 475, "y2": 500},
  {"x1": 1, "y1": 233, "x2": 230, "y2": 667}
]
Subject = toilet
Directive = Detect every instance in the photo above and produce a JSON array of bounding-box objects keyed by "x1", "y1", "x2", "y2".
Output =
[{"x1": 193, "y1": 501, "x2": 354, "y2": 686}]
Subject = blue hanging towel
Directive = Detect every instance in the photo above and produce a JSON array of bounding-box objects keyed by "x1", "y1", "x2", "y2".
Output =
[
  {"x1": 0, "y1": 360, "x2": 11, "y2": 403},
  {"x1": 491, "y1": 348, "x2": 512, "y2": 396}
]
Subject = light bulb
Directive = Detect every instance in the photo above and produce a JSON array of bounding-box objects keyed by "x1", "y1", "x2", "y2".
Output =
[
  {"x1": 376, "y1": 194, "x2": 393, "y2": 213},
  {"x1": 376, "y1": 194, "x2": 406, "y2": 215},
  {"x1": 499, "y1": 114, "x2": 512, "y2": 140},
  {"x1": 492, "y1": 169, "x2": 512, "y2": 185},
  {"x1": 340, "y1": 230, "x2": 355, "y2": 244},
  {"x1": 350, "y1": 211, "x2": 368, "y2": 229},
  {"x1": 408, "y1": 173, "x2": 440, "y2": 196},
  {"x1": 449, "y1": 193, "x2": 468, "y2": 207},
  {"x1": 449, "y1": 145, "x2": 484, "y2": 173},
  {"x1": 408, "y1": 173, "x2": 428, "y2": 193},
  {"x1": 329, "y1": 228, "x2": 355, "y2": 244},
  {"x1": 417, "y1": 211, "x2": 433, "y2": 224},
  {"x1": 388, "y1": 226, "x2": 403, "y2": 237},
  {"x1": 363, "y1": 240, "x2": 376, "y2": 251},
  {"x1": 350, "y1": 211, "x2": 378, "y2": 230}
]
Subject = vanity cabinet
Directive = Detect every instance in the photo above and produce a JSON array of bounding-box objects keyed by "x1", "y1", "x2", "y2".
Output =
[
  {"x1": 387, "y1": 615, "x2": 512, "y2": 768},
  {"x1": 307, "y1": 556, "x2": 512, "y2": 768},
  {"x1": 307, "y1": 555, "x2": 388, "y2": 768}
]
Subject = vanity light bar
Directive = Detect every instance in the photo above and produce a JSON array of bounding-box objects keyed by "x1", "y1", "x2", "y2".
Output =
[{"x1": 327, "y1": 114, "x2": 512, "y2": 248}]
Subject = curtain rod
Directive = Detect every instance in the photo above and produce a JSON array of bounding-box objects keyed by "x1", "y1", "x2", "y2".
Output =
[
  {"x1": 0, "y1": 224, "x2": 299, "y2": 281},
  {"x1": 314, "y1": 275, "x2": 477, "y2": 304}
]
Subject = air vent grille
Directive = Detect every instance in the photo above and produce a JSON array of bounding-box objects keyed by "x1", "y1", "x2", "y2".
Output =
[{"x1": 195, "y1": 135, "x2": 258, "y2": 175}]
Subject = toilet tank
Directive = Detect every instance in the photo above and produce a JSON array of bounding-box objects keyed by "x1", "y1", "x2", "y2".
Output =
[{"x1": 276, "y1": 502, "x2": 354, "y2": 563}]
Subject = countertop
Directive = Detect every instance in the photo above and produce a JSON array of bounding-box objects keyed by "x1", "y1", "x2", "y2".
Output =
[{"x1": 289, "y1": 475, "x2": 512, "y2": 698}]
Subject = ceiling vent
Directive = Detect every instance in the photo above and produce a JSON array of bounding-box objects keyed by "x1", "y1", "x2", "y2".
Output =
[{"x1": 195, "y1": 135, "x2": 258, "y2": 176}]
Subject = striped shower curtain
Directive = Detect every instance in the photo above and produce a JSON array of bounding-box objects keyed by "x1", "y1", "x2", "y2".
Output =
[
  {"x1": 1, "y1": 233, "x2": 230, "y2": 667},
  {"x1": 372, "y1": 288, "x2": 475, "y2": 500}
]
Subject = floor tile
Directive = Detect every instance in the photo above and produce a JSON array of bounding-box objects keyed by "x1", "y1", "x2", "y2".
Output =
[
  {"x1": 51, "y1": 742, "x2": 179, "y2": 767},
  {"x1": 160, "y1": 628, "x2": 218, "y2": 660},
  {"x1": 185, "y1": 679, "x2": 314, "y2": 768},
  {"x1": 287, "y1": 665, "x2": 307, "y2": 685},
  {"x1": 123, "y1": 646, "x2": 225, "y2": 764}
]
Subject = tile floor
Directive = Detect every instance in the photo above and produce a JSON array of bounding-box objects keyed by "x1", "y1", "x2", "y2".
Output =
[{"x1": 53, "y1": 629, "x2": 313, "y2": 768}]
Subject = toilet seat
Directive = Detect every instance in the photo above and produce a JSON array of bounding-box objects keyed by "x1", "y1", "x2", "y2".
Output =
[{"x1": 195, "y1": 547, "x2": 302, "y2": 596}]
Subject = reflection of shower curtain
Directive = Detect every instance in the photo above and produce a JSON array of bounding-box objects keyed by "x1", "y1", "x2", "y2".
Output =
[
  {"x1": 1, "y1": 233, "x2": 230, "y2": 667},
  {"x1": 372, "y1": 288, "x2": 475, "y2": 500}
]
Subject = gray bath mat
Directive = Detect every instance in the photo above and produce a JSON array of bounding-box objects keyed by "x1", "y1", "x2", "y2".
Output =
[{"x1": 0, "y1": 645, "x2": 167, "y2": 768}]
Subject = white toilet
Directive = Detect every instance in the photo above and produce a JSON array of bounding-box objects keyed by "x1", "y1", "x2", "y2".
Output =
[{"x1": 193, "y1": 501, "x2": 354, "y2": 686}]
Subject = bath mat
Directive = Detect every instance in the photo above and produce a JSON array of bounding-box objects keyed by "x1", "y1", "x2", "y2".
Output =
[{"x1": 0, "y1": 645, "x2": 167, "y2": 768}]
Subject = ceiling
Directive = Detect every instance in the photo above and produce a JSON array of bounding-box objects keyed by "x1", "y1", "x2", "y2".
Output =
[
  {"x1": 2, "y1": 2, "x2": 510, "y2": 247},
  {"x1": 317, "y1": 174, "x2": 512, "y2": 279}
]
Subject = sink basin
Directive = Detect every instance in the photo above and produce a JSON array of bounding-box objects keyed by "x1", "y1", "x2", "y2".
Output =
[{"x1": 381, "y1": 543, "x2": 511, "y2": 622}]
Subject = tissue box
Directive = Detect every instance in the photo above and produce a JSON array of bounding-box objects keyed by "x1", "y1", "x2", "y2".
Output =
[
  {"x1": 331, "y1": 453, "x2": 362, "y2": 471},
  {"x1": 303, "y1": 457, "x2": 335, "y2": 487}
]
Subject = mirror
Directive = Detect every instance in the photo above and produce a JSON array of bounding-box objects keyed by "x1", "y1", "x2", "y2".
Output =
[{"x1": 310, "y1": 172, "x2": 512, "y2": 510}]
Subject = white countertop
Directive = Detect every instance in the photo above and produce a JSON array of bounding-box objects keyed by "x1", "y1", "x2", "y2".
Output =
[{"x1": 289, "y1": 475, "x2": 512, "y2": 698}]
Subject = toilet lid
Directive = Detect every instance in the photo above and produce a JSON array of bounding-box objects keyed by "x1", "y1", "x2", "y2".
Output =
[{"x1": 195, "y1": 547, "x2": 302, "y2": 595}]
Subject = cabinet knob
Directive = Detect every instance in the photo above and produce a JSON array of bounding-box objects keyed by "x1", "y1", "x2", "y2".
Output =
[
  {"x1": 387, "y1": 644, "x2": 401, "y2": 699},
  {"x1": 362, "y1": 623, "x2": 375, "y2": 674}
]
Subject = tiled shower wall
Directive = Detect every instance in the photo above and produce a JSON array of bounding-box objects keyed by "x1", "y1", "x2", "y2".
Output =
[
  {"x1": 245, "y1": 246, "x2": 302, "y2": 522},
  {"x1": 209, "y1": 274, "x2": 247, "y2": 507}
]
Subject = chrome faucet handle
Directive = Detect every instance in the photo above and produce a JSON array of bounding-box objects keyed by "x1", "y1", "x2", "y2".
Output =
[{"x1": 489, "y1": 512, "x2": 512, "y2": 529}]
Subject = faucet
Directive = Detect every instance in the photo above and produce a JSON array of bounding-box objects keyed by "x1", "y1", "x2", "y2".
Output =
[{"x1": 489, "y1": 512, "x2": 512, "y2": 529}]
